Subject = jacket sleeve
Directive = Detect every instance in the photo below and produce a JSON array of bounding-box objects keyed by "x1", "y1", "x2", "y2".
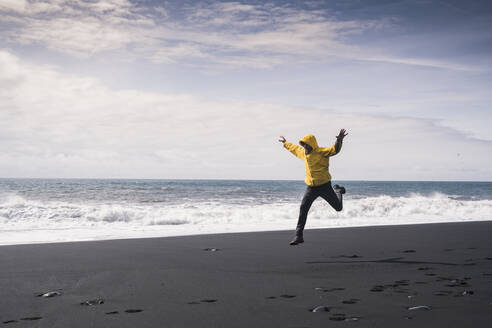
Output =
[
  {"x1": 319, "y1": 141, "x2": 342, "y2": 157},
  {"x1": 283, "y1": 141, "x2": 305, "y2": 160}
]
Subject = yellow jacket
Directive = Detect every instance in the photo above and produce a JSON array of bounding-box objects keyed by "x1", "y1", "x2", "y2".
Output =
[{"x1": 283, "y1": 134, "x2": 341, "y2": 186}]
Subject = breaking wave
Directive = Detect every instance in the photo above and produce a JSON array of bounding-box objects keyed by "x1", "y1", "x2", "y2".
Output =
[{"x1": 0, "y1": 192, "x2": 491, "y2": 245}]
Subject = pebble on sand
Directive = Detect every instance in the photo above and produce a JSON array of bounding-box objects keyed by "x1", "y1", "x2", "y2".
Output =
[
  {"x1": 345, "y1": 317, "x2": 360, "y2": 321},
  {"x1": 37, "y1": 291, "x2": 61, "y2": 298},
  {"x1": 80, "y1": 299, "x2": 104, "y2": 306},
  {"x1": 311, "y1": 306, "x2": 330, "y2": 312},
  {"x1": 408, "y1": 305, "x2": 431, "y2": 311}
]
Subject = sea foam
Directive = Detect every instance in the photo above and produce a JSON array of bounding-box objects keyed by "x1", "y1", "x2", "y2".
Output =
[{"x1": 1, "y1": 192, "x2": 491, "y2": 245}]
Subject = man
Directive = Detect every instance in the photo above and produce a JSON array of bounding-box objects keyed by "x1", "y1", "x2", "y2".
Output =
[{"x1": 279, "y1": 129, "x2": 348, "y2": 245}]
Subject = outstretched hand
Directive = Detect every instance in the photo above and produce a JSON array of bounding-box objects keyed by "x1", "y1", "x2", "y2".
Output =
[
  {"x1": 278, "y1": 136, "x2": 286, "y2": 143},
  {"x1": 336, "y1": 129, "x2": 348, "y2": 141}
]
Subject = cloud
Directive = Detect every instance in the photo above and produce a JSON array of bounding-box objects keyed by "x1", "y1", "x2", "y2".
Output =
[
  {"x1": 1, "y1": 0, "x2": 152, "y2": 56},
  {"x1": 0, "y1": 0, "x2": 475, "y2": 70},
  {"x1": 363, "y1": 55, "x2": 480, "y2": 72},
  {"x1": 0, "y1": 50, "x2": 490, "y2": 180},
  {"x1": 0, "y1": 0, "x2": 28, "y2": 12}
]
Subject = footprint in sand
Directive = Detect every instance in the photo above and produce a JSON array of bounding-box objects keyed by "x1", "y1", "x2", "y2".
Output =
[
  {"x1": 394, "y1": 280, "x2": 410, "y2": 286},
  {"x1": 331, "y1": 254, "x2": 362, "y2": 258},
  {"x1": 329, "y1": 313, "x2": 346, "y2": 321},
  {"x1": 342, "y1": 298, "x2": 360, "y2": 304},
  {"x1": 124, "y1": 309, "x2": 143, "y2": 313},
  {"x1": 371, "y1": 281, "x2": 413, "y2": 293},
  {"x1": 203, "y1": 248, "x2": 220, "y2": 252},
  {"x1": 105, "y1": 311, "x2": 119, "y2": 315},
  {"x1": 2, "y1": 317, "x2": 43, "y2": 324},
  {"x1": 20, "y1": 317, "x2": 43, "y2": 321},
  {"x1": 104, "y1": 309, "x2": 143, "y2": 315},
  {"x1": 266, "y1": 294, "x2": 296, "y2": 299},
  {"x1": 187, "y1": 299, "x2": 217, "y2": 304},
  {"x1": 417, "y1": 267, "x2": 433, "y2": 271},
  {"x1": 445, "y1": 280, "x2": 470, "y2": 287},
  {"x1": 314, "y1": 287, "x2": 345, "y2": 292},
  {"x1": 310, "y1": 308, "x2": 360, "y2": 321},
  {"x1": 434, "y1": 290, "x2": 453, "y2": 296},
  {"x1": 370, "y1": 285, "x2": 385, "y2": 292}
]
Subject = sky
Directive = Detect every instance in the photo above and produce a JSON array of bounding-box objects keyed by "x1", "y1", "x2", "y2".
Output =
[{"x1": 0, "y1": 0, "x2": 491, "y2": 181}]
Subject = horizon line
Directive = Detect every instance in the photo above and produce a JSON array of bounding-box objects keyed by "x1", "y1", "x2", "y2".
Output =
[{"x1": 0, "y1": 177, "x2": 491, "y2": 183}]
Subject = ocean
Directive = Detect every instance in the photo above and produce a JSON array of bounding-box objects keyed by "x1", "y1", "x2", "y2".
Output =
[{"x1": 0, "y1": 179, "x2": 491, "y2": 245}]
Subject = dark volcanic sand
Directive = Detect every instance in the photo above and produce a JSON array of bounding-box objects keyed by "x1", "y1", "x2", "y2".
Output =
[{"x1": 1, "y1": 221, "x2": 492, "y2": 327}]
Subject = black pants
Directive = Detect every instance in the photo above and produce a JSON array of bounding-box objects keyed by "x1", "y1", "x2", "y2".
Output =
[{"x1": 296, "y1": 182, "x2": 343, "y2": 236}]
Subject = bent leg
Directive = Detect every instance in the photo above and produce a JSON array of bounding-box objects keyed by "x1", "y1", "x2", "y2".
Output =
[
  {"x1": 319, "y1": 182, "x2": 343, "y2": 211},
  {"x1": 296, "y1": 187, "x2": 318, "y2": 236}
]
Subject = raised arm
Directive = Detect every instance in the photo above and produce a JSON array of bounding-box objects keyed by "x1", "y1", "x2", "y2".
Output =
[
  {"x1": 279, "y1": 136, "x2": 305, "y2": 160},
  {"x1": 335, "y1": 128, "x2": 347, "y2": 153},
  {"x1": 319, "y1": 129, "x2": 348, "y2": 157}
]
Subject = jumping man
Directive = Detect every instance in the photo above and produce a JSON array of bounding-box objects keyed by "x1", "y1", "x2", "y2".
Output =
[{"x1": 279, "y1": 129, "x2": 348, "y2": 245}]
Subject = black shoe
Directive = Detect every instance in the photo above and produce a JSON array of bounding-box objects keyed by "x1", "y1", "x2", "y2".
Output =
[
  {"x1": 289, "y1": 235, "x2": 304, "y2": 245},
  {"x1": 333, "y1": 184, "x2": 346, "y2": 194}
]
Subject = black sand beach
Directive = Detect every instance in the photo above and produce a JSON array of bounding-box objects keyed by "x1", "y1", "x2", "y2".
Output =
[{"x1": 1, "y1": 221, "x2": 492, "y2": 327}]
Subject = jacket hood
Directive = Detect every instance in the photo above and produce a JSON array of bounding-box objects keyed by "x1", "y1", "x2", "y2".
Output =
[{"x1": 299, "y1": 134, "x2": 319, "y2": 150}]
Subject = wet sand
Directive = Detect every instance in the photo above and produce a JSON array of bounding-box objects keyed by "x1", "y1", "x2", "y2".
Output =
[{"x1": 1, "y1": 221, "x2": 492, "y2": 327}]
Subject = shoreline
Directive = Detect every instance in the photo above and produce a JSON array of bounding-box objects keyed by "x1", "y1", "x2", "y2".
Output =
[
  {"x1": 1, "y1": 221, "x2": 492, "y2": 327},
  {"x1": 2, "y1": 219, "x2": 492, "y2": 247}
]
